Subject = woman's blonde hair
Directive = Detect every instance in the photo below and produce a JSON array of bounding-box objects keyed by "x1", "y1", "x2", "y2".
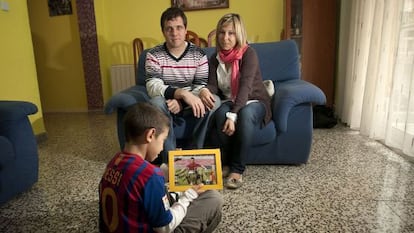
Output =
[{"x1": 215, "y1": 13, "x2": 247, "y2": 50}]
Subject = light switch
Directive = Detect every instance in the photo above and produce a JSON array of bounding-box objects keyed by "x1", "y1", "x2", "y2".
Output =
[{"x1": 1, "y1": 1, "x2": 10, "y2": 11}]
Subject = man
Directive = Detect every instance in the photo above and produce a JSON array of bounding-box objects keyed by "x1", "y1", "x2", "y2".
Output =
[{"x1": 145, "y1": 7, "x2": 219, "y2": 164}]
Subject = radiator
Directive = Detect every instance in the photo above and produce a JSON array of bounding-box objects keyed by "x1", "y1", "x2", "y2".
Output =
[{"x1": 110, "y1": 64, "x2": 135, "y2": 94}]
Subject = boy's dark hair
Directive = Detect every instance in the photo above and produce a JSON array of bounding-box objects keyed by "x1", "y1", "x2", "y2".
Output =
[
  {"x1": 123, "y1": 102, "x2": 169, "y2": 142},
  {"x1": 160, "y1": 7, "x2": 187, "y2": 30}
]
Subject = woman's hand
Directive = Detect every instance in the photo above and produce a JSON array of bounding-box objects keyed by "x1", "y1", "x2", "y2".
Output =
[
  {"x1": 199, "y1": 88, "x2": 216, "y2": 111},
  {"x1": 222, "y1": 119, "x2": 236, "y2": 136}
]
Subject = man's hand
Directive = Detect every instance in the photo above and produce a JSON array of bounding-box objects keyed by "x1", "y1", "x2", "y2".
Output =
[
  {"x1": 199, "y1": 88, "x2": 217, "y2": 111},
  {"x1": 166, "y1": 99, "x2": 182, "y2": 114},
  {"x1": 222, "y1": 119, "x2": 236, "y2": 136},
  {"x1": 175, "y1": 89, "x2": 206, "y2": 118}
]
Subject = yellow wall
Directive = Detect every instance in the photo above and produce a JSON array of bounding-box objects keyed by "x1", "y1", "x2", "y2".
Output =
[
  {"x1": 95, "y1": 0, "x2": 284, "y2": 102},
  {"x1": 0, "y1": 0, "x2": 45, "y2": 135},
  {"x1": 28, "y1": 0, "x2": 87, "y2": 112}
]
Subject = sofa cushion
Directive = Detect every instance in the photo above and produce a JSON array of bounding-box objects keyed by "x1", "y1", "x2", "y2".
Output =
[
  {"x1": 203, "y1": 47, "x2": 216, "y2": 59},
  {"x1": 250, "y1": 40, "x2": 300, "y2": 82},
  {"x1": 252, "y1": 121, "x2": 276, "y2": 146},
  {"x1": 136, "y1": 50, "x2": 149, "y2": 86}
]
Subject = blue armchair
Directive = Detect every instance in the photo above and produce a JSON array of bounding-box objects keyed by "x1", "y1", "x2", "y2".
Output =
[
  {"x1": 0, "y1": 101, "x2": 39, "y2": 205},
  {"x1": 105, "y1": 40, "x2": 326, "y2": 165}
]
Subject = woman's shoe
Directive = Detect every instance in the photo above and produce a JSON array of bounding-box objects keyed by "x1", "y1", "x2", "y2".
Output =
[{"x1": 225, "y1": 175, "x2": 243, "y2": 189}]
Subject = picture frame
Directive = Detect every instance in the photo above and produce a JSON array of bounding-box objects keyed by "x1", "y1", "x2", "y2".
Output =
[
  {"x1": 168, "y1": 149, "x2": 223, "y2": 192},
  {"x1": 48, "y1": 0, "x2": 73, "y2": 17},
  {"x1": 171, "y1": 0, "x2": 229, "y2": 11}
]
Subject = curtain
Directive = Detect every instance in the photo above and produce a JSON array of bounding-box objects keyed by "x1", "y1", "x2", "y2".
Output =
[{"x1": 337, "y1": 0, "x2": 414, "y2": 157}]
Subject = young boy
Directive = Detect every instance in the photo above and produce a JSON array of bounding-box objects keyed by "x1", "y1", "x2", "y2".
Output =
[{"x1": 99, "y1": 102, "x2": 223, "y2": 233}]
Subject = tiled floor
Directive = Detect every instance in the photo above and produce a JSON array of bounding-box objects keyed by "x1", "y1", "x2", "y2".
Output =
[{"x1": 0, "y1": 112, "x2": 413, "y2": 232}]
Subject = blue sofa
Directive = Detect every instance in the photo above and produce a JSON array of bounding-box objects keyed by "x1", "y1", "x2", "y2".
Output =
[
  {"x1": 105, "y1": 40, "x2": 326, "y2": 164},
  {"x1": 0, "y1": 101, "x2": 39, "y2": 205}
]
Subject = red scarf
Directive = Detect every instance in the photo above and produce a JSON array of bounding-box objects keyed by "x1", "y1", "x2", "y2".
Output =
[{"x1": 219, "y1": 45, "x2": 249, "y2": 100}]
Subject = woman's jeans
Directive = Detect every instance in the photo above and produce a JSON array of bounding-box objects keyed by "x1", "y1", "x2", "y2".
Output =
[{"x1": 214, "y1": 101, "x2": 266, "y2": 174}]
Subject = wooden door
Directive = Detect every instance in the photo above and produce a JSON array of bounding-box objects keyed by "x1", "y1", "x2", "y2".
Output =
[{"x1": 301, "y1": 0, "x2": 338, "y2": 107}]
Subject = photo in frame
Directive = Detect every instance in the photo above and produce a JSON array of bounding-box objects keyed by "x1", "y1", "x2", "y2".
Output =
[
  {"x1": 168, "y1": 149, "x2": 223, "y2": 192},
  {"x1": 48, "y1": 0, "x2": 73, "y2": 17},
  {"x1": 171, "y1": 0, "x2": 229, "y2": 11}
]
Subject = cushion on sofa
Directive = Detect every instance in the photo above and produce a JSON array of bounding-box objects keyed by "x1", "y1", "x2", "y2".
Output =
[
  {"x1": 250, "y1": 40, "x2": 300, "y2": 82},
  {"x1": 136, "y1": 50, "x2": 149, "y2": 86},
  {"x1": 252, "y1": 121, "x2": 276, "y2": 146}
]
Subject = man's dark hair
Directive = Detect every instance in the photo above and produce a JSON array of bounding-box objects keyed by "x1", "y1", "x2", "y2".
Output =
[
  {"x1": 123, "y1": 102, "x2": 169, "y2": 142},
  {"x1": 160, "y1": 7, "x2": 187, "y2": 30}
]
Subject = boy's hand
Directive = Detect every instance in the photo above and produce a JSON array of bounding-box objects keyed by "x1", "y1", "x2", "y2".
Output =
[{"x1": 191, "y1": 184, "x2": 205, "y2": 194}]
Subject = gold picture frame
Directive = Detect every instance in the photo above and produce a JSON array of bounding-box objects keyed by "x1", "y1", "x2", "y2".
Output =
[
  {"x1": 48, "y1": 0, "x2": 73, "y2": 17},
  {"x1": 171, "y1": 0, "x2": 229, "y2": 11},
  {"x1": 168, "y1": 149, "x2": 223, "y2": 192}
]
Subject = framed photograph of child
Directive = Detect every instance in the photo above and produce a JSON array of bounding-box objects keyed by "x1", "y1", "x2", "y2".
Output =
[{"x1": 168, "y1": 149, "x2": 223, "y2": 192}]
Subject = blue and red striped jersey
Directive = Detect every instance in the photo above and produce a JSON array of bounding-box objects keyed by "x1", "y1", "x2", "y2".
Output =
[{"x1": 99, "y1": 152, "x2": 172, "y2": 233}]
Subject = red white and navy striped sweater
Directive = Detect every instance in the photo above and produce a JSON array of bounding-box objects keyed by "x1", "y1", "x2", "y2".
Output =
[{"x1": 145, "y1": 42, "x2": 209, "y2": 99}]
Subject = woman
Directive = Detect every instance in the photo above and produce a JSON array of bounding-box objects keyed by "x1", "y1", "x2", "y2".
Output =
[{"x1": 199, "y1": 13, "x2": 272, "y2": 189}]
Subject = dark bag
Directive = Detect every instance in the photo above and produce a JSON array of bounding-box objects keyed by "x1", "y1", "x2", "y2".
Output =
[{"x1": 313, "y1": 105, "x2": 337, "y2": 128}]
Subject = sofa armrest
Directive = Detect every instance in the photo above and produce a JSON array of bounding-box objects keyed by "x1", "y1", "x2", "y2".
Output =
[
  {"x1": 0, "y1": 136, "x2": 14, "y2": 167},
  {"x1": 0, "y1": 101, "x2": 38, "y2": 122},
  {"x1": 104, "y1": 85, "x2": 150, "y2": 114},
  {"x1": 273, "y1": 79, "x2": 326, "y2": 132}
]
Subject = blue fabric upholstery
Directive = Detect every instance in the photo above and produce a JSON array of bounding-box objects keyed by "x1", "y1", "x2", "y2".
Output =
[
  {"x1": 0, "y1": 101, "x2": 39, "y2": 205},
  {"x1": 105, "y1": 40, "x2": 326, "y2": 164}
]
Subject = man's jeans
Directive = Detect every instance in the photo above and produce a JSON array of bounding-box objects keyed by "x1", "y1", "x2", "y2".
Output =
[{"x1": 149, "y1": 96, "x2": 220, "y2": 164}]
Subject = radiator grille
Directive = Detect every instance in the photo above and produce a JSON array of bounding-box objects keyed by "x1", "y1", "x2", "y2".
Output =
[{"x1": 110, "y1": 64, "x2": 135, "y2": 94}]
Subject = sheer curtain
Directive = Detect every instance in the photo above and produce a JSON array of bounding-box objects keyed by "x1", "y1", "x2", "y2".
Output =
[{"x1": 336, "y1": 0, "x2": 414, "y2": 157}]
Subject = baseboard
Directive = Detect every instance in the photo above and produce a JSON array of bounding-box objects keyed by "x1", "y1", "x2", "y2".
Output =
[
  {"x1": 381, "y1": 141, "x2": 414, "y2": 164},
  {"x1": 399, "y1": 153, "x2": 414, "y2": 164}
]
